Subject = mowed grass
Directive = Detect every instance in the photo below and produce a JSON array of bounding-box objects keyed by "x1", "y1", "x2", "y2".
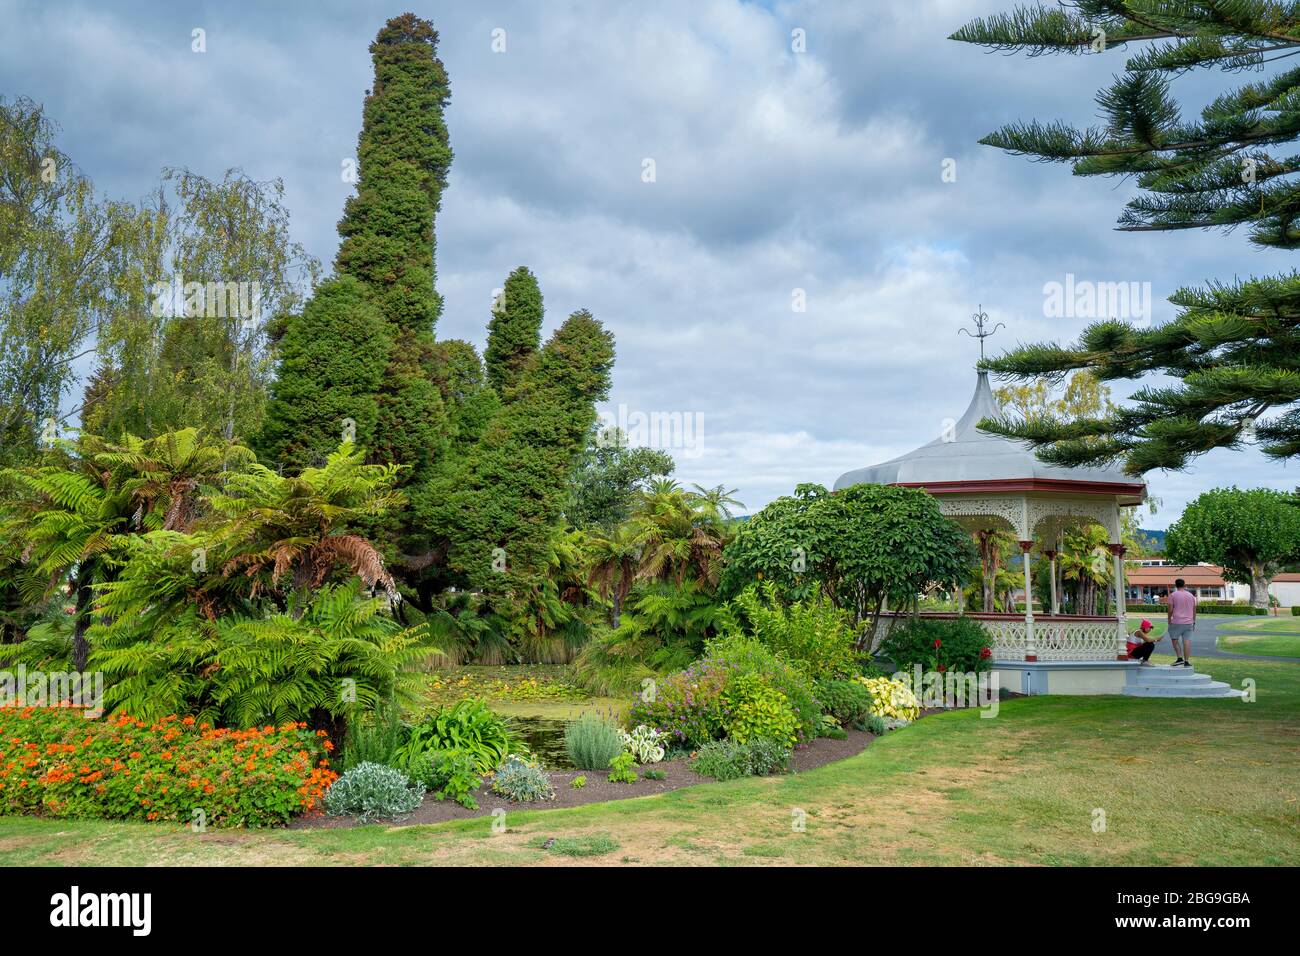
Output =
[
  {"x1": 1220, "y1": 632, "x2": 1300, "y2": 658},
  {"x1": 1215, "y1": 615, "x2": 1300, "y2": 658},
  {"x1": 0, "y1": 657, "x2": 1296, "y2": 867}
]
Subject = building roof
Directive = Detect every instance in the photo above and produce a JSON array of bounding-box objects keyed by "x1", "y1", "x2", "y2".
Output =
[
  {"x1": 1125, "y1": 565, "x2": 1229, "y2": 587},
  {"x1": 1125, "y1": 566, "x2": 1300, "y2": 586},
  {"x1": 833, "y1": 371, "x2": 1147, "y2": 498}
]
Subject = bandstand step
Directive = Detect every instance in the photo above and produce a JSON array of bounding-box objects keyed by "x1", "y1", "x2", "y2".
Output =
[{"x1": 1123, "y1": 667, "x2": 1241, "y2": 699}]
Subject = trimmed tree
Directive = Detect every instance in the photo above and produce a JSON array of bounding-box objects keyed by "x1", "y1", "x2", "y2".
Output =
[
  {"x1": 485, "y1": 266, "x2": 544, "y2": 396},
  {"x1": 334, "y1": 13, "x2": 452, "y2": 334},
  {"x1": 1165, "y1": 487, "x2": 1300, "y2": 608},
  {"x1": 259, "y1": 277, "x2": 390, "y2": 472},
  {"x1": 719, "y1": 483, "x2": 975, "y2": 647},
  {"x1": 436, "y1": 311, "x2": 616, "y2": 596},
  {"x1": 951, "y1": 3, "x2": 1300, "y2": 474}
]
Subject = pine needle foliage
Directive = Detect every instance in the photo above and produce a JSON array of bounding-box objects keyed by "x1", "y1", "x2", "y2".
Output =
[{"x1": 953, "y1": 2, "x2": 1300, "y2": 472}]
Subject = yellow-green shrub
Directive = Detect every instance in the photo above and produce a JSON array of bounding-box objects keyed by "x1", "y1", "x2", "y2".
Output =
[{"x1": 854, "y1": 676, "x2": 920, "y2": 722}]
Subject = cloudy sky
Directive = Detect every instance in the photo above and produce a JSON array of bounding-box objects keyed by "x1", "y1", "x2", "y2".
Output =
[{"x1": 3, "y1": 0, "x2": 1295, "y2": 528}]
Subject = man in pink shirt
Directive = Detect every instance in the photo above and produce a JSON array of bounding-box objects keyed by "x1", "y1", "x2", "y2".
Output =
[{"x1": 1166, "y1": 578, "x2": 1198, "y2": 667}]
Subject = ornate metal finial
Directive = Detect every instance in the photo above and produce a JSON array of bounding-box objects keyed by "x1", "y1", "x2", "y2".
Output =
[{"x1": 958, "y1": 305, "x2": 1005, "y2": 361}]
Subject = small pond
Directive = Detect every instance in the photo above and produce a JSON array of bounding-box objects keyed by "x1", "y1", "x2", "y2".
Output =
[
  {"x1": 508, "y1": 715, "x2": 574, "y2": 770},
  {"x1": 493, "y1": 699, "x2": 627, "y2": 772}
]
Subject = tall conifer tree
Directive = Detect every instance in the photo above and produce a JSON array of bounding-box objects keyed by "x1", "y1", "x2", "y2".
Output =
[{"x1": 485, "y1": 266, "x2": 544, "y2": 396}]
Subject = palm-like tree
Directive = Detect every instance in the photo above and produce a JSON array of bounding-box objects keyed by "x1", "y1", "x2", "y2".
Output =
[
  {"x1": 0, "y1": 428, "x2": 248, "y2": 668},
  {"x1": 690, "y1": 483, "x2": 744, "y2": 522},
  {"x1": 630, "y1": 485, "x2": 731, "y2": 589},
  {"x1": 97, "y1": 427, "x2": 254, "y2": 532},
  {"x1": 205, "y1": 442, "x2": 404, "y2": 604},
  {"x1": 585, "y1": 522, "x2": 645, "y2": 626}
]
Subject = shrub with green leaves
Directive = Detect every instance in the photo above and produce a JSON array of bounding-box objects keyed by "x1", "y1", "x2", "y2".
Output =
[
  {"x1": 745, "y1": 735, "x2": 792, "y2": 775},
  {"x1": 722, "y1": 582, "x2": 856, "y2": 680},
  {"x1": 690, "y1": 735, "x2": 791, "y2": 781},
  {"x1": 717, "y1": 672, "x2": 799, "y2": 745},
  {"x1": 626, "y1": 658, "x2": 733, "y2": 748},
  {"x1": 815, "y1": 678, "x2": 875, "y2": 731},
  {"x1": 607, "y1": 750, "x2": 637, "y2": 784},
  {"x1": 563, "y1": 712, "x2": 625, "y2": 771},
  {"x1": 409, "y1": 748, "x2": 481, "y2": 810},
  {"x1": 705, "y1": 632, "x2": 820, "y2": 741},
  {"x1": 877, "y1": 616, "x2": 992, "y2": 675},
  {"x1": 394, "y1": 698, "x2": 514, "y2": 774},
  {"x1": 324, "y1": 762, "x2": 423, "y2": 822},
  {"x1": 491, "y1": 755, "x2": 555, "y2": 802}
]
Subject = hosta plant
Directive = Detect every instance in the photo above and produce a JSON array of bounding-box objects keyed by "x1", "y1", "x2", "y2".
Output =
[
  {"x1": 855, "y1": 676, "x2": 920, "y2": 723},
  {"x1": 621, "y1": 724, "x2": 668, "y2": 764}
]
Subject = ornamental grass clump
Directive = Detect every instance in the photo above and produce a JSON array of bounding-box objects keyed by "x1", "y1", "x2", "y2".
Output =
[
  {"x1": 0, "y1": 706, "x2": 337, "y2": 827},
  {"x1": 563, "y1": 712, "x2": 624, "y2": 771}
]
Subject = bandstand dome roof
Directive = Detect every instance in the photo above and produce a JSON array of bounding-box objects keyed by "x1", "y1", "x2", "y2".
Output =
[{"x1": 833, "y1": 371, "x2": 1146, "y2": 502}]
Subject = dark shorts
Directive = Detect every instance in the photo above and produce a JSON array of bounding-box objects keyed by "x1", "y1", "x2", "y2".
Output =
[{"x1": 1128, "y1": 641, "x2": 1155, "y2": 662}]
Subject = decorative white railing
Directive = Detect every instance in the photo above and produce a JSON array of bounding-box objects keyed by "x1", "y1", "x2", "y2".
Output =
[{"x1": 873, "y1": 613, "x2": 1123, "y2": 662}]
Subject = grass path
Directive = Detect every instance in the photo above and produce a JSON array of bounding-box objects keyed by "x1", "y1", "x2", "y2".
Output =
[{"x1": 1, "y1": 657, "x2": 1296, "y2": 866}]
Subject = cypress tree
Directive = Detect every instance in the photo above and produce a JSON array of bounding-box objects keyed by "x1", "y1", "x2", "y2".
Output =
[
  {"x1": 259, "y1": 277, "x2": 390, "y2": 472},
  {"x1": 336, "y1": 13, "x2": 452, "y2": 494},
  {"x1": 335, "y1": 12, "x2": 451, "y2": 333},
  {"x1": 484, "y1": 266, "x2": 544, "y2": 395},
  {"x1": 437, "y1": 311, "x2": 616, "y2": 594},
  {"x1": 952, "y1": 2, "x2": 1300, "y2": 474}
]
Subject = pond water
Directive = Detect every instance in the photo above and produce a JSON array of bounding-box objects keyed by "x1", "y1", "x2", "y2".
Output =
[
  {"x1": 508, "y1": 715, "x2": 574, "y2": 770},
  {"x1": 484, "y1": 696, "x2": 627, "y2": 772}
]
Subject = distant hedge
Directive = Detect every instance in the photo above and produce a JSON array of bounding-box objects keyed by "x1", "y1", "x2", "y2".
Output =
[{"x1": 1126, "y1": 603, "x2": 1266, "y2": 616}]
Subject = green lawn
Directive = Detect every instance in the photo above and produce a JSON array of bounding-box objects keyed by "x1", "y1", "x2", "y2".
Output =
[
  {"x1": 1, "y1": 656, "x2": 1295, "y2": 867},
  {"x1": 1212, "y1": 615, "x2": 1300, "y2": 658}
]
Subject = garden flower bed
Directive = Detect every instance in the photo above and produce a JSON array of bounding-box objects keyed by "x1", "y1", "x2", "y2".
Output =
[
  {"x1": 0, "y1": 706, "x2": 336, "y2": 828},
  {"x1": 293, "y1": 726, "x2": 892, "y2": 829}
]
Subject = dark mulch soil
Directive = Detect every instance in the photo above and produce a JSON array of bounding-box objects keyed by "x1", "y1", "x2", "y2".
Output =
[{"x1": 291, "y1": 728, "x2": 878, "y2": 830}]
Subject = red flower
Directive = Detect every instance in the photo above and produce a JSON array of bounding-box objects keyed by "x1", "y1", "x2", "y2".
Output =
[
  {"x1": 937, "y1": 664, "x2": 947, "y2": 673},
  {"x1": 932, "y1": 639, "x2": 942, "y2": 649},
  {"x1": 980, "y1": 647, "x2": 992, "y2": 659}
]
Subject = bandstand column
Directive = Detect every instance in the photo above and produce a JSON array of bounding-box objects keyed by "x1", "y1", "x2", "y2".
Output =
[
  {"x1": 1043, "y1": 548, "x2": 1059, "y2": 616},
  {"x1": 1018, "y1": 540, "x2": 1036, "y2": 661},
  {"x1": 1108, "y1": 543, "x2": 1128, "y2": 660}
]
